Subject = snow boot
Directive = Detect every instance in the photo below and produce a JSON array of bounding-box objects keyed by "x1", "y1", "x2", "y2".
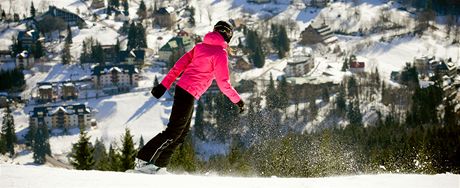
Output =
[{"x1": 126, "y1": 159, "x2": 162, "y2": 174}]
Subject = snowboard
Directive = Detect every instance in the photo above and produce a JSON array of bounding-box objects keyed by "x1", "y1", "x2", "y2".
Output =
[{"x1": 125, "y1": 167, "x2": 169, "y2": 175}]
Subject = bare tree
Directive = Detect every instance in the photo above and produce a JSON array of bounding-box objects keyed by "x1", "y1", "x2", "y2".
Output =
[
  {"x1": 206, "y1": 5, "x2": 213, "y2": 25},
  {"x1": 446, "y1": 14, "x2": 455, "y2": 38}
]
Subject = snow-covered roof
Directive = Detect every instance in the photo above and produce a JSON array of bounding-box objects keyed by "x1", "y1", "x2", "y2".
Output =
[
  {"x1": 108, "y1": 67, "x2": 122, "y2": 73},
  {"x1": 50, "y1": 106, "x2": 69, "y2": 115},
  {"x1": 63, "y1": 82, "x2": 75, "y2": 87},
  {"x1": 39, "y1": 85, "x2": 53, "y2": 90}
]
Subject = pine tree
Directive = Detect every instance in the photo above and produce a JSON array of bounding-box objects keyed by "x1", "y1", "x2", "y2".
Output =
[
  {"x1": 93, "y1": 138, "x2": 110, "y2": 171},
  {"x1": 168, "y1": 135, "x2": 196, "y2": 172},
  {"x1": 265, "y1": 73, "x2": 278, "y2": 109},
  {"x1": 70, "y1": 130, "x2": 95, "y2": 170},
  {"x1": 270, "y1": 24, "x2": 289, "y2": 58},
  {"x1": 66, "y1": 25, "x2": 72, "y2": 44},
  {"x1": 110, "y1": 0, "x2": 120, "y2": 9},
  {"x1": 136, "y1": 23, "x2": 147, "y2": 48},
  {"x1": 33, "y1": 40, "x2": 44, "y2": 59},
  {"x1": 153, "y1": 75, "x2": 159, "y2": 87},
  {"x1": 25, "y1": 124, "x2": 36, "y2": 147},
  {"x1": 62, "y1": 39, "x2": 72, "y2": 64},
  {"x1": 30, "y1": 1, "x2": 36, "y2": 18},
  {"x1": 80, "y1": 40, "x2": 89, "y2": 63},
  {"x1": 119, "y1": 128, "x2": 136, "y2": 171},
  {"x1": 270, "y1": 24, "x2": 280, "y2": 48},
  {"x1": 127, "y1": 22, "x2": 136, "y2": 50},
  {"x1": 0, "y1": 134, "x2": 6, "y2": 155},
  {"x1": 341, "y1": 57, "x2": 349, "y2": 71},
  {"x1": 122, "y1": 0, "x2": 129, "y2": 16},
  {"x1": 92, "y1": 42, "x2": 105, "y2": 65},
  {"x1": 138, "y1": 136, "x2": 144, "y2": 149},
  {"x1": 106, "y1": 5, "x2": 113, "y2": 16},
  {"x1": 33, "y1": 124, "x2": 51, "y2": 164},
  {"x1": 336, "y1": 84, "x2": 347, "y2": 114},
  {"x1": 276, "y1": 76, "x2": 289, "y2": 109},
  {"x1": 246, "y1": 29, "x2": 265, "y2": 68},
  {"x1": 309, "y1": 96, "x2": 318, "y2": 118},
  {"x1": 347, "y1": 100, "x2": 362, "y2": 125},
  {"x1": 114, "y1": 38, "x2": 120, "y2": 54},
  {"x1": 12, "y1": 36, "x2": 23, "y2": 56},
  {"x1": 252, "y1": 45, "x2": 265, "y2": 68},
  {"x1": 137, "y1": 0, "x2": 147, "y2": 20},
  {"x1": 443, "y1": 101, "x2": 457, "y2": 127},
  {"x1": 347, "y1": 76, "x2": 358, "y2": 98},
  {"x1": 2, "y1": 103, "x2": 17, "y2": 157},
  {"x1": 108, "y1": 144, "x2": 121, "y2": 171},
  {"x1": 322, "y1": 87, "x2": 330, "y2": 103}
]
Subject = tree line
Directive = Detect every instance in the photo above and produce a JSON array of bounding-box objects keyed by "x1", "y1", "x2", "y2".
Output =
[
  {"x1": 0, "y1": 68, "x2": 25, "y2": 92},
  {"x1": 165, "y1": 64, "x2": 459, "y2": 176}
]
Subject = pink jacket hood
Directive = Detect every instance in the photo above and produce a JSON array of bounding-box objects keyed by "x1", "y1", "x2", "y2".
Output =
[{"x1": 160, "y1": 31, "x2": 241, "y2": 103}]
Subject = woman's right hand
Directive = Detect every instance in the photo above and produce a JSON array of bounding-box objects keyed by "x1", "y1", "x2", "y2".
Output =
[{"x1": 151, "y1": 84, "x2": 167, "y2": 99}]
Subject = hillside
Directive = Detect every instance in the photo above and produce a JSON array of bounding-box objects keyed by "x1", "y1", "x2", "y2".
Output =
[{"x1": 0, "y1": 0, "x2": 459, "y2": 181}]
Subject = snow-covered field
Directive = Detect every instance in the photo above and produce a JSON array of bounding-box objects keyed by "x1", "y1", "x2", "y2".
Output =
[{"x1": 1, "y1": 164, "x2": 459, "y2": 188}]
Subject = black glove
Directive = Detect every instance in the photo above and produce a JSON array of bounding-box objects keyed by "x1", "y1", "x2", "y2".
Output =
[
  {"x1": 151, "y1": 84, "x2": 167, "y2": 99},
  {"x1": 236, "y1": 100, "x2": 245, "y2": 114}
]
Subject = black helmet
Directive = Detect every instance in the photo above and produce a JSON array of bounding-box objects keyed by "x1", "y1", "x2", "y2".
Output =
[{"x1": 214, "y1": 20, "x2": 233, "y2": 43}]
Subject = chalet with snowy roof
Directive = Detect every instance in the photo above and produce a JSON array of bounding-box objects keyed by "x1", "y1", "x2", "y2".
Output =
[
  {"x1": 347, "y1": 55, "x2": 364, "y2": 72},
  {"x1": 284, "y1": 56, "x2": 315, "y2": 77},
  {"x1": 91, "y1": 0, "x2": 105, "y2": 9},
  {"x1": 158, "y1": 36, "x2": 194, "y2": 63},
  {"x1": 29, "y1": 104, "x2": 92, "y2": 130},
  {"x1": 300, "y1": 22, "x2": 337, "y2": 45},
  {"x1": 37, "y1": 83, "x2": 56, "y2": 103},
  {"x1": 118, "y1": 49, "x2": 145, "y2": 65},
  {"x1": 62, "y1": 82, "x2": 78, "y2": 100},
  {"x1": 435, "y1": 60, "x2": 457, "y2": 79},
  {"x1": 154, "y1": 7, "x2": 176, "y2": 29},
  {"x1": 350, "y1": 61, "x2": 365, "y2": 72},
  {"x1": 17, "y1": 30, "x2": 40, "y2": 51},
  {"x1": 92, "y1": 64, "x2": 139, "y2": 93},
  {"x1": 16, "y1": 51, "x2": 35, "y2": 69},
  {"x1": 42, "y1": 6, "x2": 85, "y2": 27}
]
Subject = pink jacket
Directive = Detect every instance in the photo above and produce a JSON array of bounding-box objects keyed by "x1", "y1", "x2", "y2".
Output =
[{"x1": 161, "y1": 31, "x2": 241, "y2": 103}]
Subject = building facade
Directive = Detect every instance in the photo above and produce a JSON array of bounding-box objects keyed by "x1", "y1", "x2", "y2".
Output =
[
  {"x1": 43, "y1": 6, "x2": 85, "y2": 27},
  {"x1": 158, "y1": 35, "x2": 194, "y2": 63},
  {"x1": 92, "y1": 64, "x2": 139, "y2": 93},
  {"x1": 16, "y1": 51, "x2": 35, "y2": 69},
  {"x1": 154, "y1": 7, "x2": 176, "y2": 29},
  {"x1": 37, "y1": 84, "x2": 56, "y2": 103},
  {"x1": 29, "y1": 104, "x2": 92, "y2": 130},
  {"x1": 300, "y1": 22, "x2": 337, "y2": 45},
  {"x1": 284, "y1": 56, "x2": 315, "y2": 77}
]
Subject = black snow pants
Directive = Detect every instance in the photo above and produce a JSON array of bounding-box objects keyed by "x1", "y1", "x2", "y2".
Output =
[{"x1": 137, "y1": 86, "x2": 195, "y2": 167}]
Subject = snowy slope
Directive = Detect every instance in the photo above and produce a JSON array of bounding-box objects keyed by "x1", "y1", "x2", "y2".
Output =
[{"x1": 1, "y1": 164, "x2": 459, "y2": 188}]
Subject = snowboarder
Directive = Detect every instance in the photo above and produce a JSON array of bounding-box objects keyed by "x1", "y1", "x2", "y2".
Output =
[{"x1": 133, "y1": 21, "x2": 245, "y2": 173}]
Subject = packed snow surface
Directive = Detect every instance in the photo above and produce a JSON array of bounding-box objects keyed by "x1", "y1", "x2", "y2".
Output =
[{"x1": 1, "y1": 165, "x2": 459, "y2": 188}]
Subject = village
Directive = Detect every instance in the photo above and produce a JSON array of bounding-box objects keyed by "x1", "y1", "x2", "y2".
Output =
[{"x1": 0, "y1": 0, "x2": 459, "y2": 135}]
